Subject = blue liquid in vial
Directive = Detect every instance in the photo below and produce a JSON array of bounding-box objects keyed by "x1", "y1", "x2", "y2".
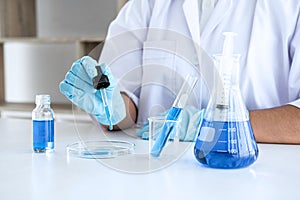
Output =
[
  {"x1": 151, "y1": 107, "x2": 182, "y2": 157},
  {"x1": 194, "y1": 119, "x2": 258, "y2": 169},
  {"x1": 33, "y1": 120, "x2": 54, "y2": 152}
]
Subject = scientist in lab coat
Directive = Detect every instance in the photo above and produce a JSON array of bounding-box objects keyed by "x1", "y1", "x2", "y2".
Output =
[{"x1": 60, "y1": 0, "x2": 300, "y2": 144}]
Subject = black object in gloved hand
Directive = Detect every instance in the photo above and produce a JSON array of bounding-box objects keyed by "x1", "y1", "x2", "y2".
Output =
[{"x1": 93, "y1": 65, "x2": 110, "y2": 90}]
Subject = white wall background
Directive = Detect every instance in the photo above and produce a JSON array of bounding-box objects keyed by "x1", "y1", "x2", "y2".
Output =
[
  {"x1": 4, "y1": 42, "x2": 76, "y2": 104},
  {"x1": 4, "y1": 0, "x2": 119, "y2": 104},
  {"x1": 36, "y1": 0, "x2": 118, "y2": 38}
]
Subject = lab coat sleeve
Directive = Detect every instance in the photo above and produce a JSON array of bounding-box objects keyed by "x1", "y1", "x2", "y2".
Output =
[
  {"x1": 288, "y1": 10, "x2": 300, "y2": 109},
  {"x1": 98, "y1": 0, "x2": 154, "y2": 108}
]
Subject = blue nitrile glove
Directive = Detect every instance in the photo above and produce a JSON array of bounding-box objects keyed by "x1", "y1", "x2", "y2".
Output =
[
  {"x1": 59, "y1": 56, "x2": 126, "y2": 126},
  {"x1": 137, "y1": 106, "x2": 205, "y2": 142}
]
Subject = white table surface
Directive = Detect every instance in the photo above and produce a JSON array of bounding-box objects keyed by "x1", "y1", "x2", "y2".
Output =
[{"x1": 0, "y1": 118, "x2": 300, "y2": 200}]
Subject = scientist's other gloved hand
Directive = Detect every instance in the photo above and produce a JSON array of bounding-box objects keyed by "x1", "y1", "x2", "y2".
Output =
[
  {"x1": 59, "y1": 56, "x2": 126, "y2": 126},
  {"x1": 137, "y1": 106, "x2": 205, "y2": 142}
]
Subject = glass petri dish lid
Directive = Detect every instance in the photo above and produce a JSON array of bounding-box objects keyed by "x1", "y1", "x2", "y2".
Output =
[{"x1": 66, "y1": 140, "x2": 135, "y2": 159}]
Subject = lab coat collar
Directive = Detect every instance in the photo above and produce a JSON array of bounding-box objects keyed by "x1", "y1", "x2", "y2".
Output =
[{"x1": 183, "y1": 0, "x2": 233, "y2": 46}]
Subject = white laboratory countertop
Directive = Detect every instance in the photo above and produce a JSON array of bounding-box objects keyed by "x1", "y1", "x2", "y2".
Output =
[{"x1": 0, "y1": 118, "x2": 300, "y2": 200}]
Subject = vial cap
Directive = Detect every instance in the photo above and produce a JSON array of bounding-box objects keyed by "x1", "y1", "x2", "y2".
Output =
[{"x1": 35, "y1": 94, "x2": 51, "y2": 105}]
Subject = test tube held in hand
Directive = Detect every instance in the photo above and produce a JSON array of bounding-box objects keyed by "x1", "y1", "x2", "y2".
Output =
[{"x1": 150, "y1": 75, "x2": 198, "y2": 157}]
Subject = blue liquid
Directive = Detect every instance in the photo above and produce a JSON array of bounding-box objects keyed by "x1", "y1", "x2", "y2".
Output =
[
  {"x1": 194, "y1": 119, "x2": 258, "y2": 169},
  {"x1": 104, "y1": 105, "x2": 113, "y2": 130},
  {"x1": 33, "y1": 120, "x2": 54, "y2": 152},
  {"x1": 151, "y1": 107, "x2": 182, "y2": 157}
]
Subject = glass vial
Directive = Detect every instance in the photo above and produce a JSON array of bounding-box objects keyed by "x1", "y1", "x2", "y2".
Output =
[{"x1": 32, "y1": 94, "x2": 55, "y2": 153}]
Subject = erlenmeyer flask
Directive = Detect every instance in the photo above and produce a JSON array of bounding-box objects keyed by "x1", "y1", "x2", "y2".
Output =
[{"x1": 194, "y1": 34, "x2": 258, "y2": 168}]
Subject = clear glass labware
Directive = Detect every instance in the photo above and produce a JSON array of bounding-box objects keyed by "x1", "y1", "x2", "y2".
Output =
[
  {"x1": 32, "y1": 94, "x2": 55, "y2": 153},
  {"x1": 194, "y1": 52, "x2": 259, "y2": 169}
]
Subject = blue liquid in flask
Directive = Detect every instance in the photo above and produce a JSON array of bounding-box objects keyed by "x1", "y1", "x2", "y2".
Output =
[
  {"x1": 33, "y1": 119, "x2": 54, "y2": 152},
  {"x1": 194, "y1": 119, "x2": 258, "y2": 169},
  {"x1": 193, "y1": 32, "x2": 259, "y2": 169},
  {"x1": 150, "y1": 106, "x2": 182, "y2": 157}
]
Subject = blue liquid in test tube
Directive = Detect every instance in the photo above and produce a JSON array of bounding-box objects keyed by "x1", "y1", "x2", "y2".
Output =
[
  {"x1": 150, "y1": 107, "x2": 182, "y2": 157},
  {"x1": 150, "y1": 75, "x2": 198, "y2": 157}
]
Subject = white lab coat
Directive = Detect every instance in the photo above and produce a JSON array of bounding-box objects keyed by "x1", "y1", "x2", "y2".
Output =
[{"x1": 99, "y1": 0, "x2": 300, "y2": 126}]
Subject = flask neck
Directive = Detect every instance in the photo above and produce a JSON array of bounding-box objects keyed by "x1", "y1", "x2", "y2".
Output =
[
  {"x1": 213, "y1": 54, "x2": 241, "y2": 87},
  {"x1": 205, "y1": 54, "x2": 248, "y2": 121}
]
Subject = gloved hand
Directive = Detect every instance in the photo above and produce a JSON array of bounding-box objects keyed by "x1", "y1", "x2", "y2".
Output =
[
  {"x1": 59, "y1": 56, "x2": 126, "y2": 126},
  {"x1": 137, "y1": 106, "x2": 205, "y2": 142}
]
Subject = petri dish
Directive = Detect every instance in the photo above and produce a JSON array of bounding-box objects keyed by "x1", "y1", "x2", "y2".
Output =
[{"x1": 66, "y1": 140, "x2": 135, "y2": 159}]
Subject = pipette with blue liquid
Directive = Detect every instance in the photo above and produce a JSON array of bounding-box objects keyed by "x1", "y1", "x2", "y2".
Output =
[
  {"x1": 150, "y1": 75, "x2": 198, "y2": 157},
  {"x1": 93, "y1": 64, "x2": 113, "y2": 130}
]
